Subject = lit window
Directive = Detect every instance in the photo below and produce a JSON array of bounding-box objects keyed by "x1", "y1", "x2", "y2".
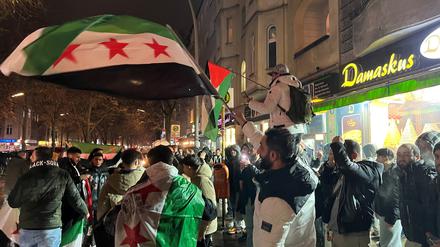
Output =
[
  {"x1": 6, "y1": 124, "x2": 12, "y2": 135},
  {"x1": 268, "y1": 26, "x2": 277, "y2": 68},
  {"x1": 241, "y1": 60, "x2": 247, "y2": 92}
]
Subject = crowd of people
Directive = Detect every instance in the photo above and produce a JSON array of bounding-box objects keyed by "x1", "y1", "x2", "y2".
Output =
[{"x1": 3, "y1": 62, "x2": 440, "y2": 247}]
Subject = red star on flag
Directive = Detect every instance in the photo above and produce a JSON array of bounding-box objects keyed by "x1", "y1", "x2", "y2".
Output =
[
  {"x1": 135, "y1": 184, "x2": 161, "y2": 202},
  {"x1": 53, "y1": 44, "x2": 81, "y2": 67},
  {"x1": 145, "y1": 38, "x2": 170, "y2": 58},
  {"x1": 100, "y1": 38, "x2": 129, "y2": 59},
  {"x1": 120, "y1": 223, "x2": 149, "y2": 247}
]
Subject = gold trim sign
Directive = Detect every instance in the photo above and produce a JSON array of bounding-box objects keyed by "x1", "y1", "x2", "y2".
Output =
[{"x1": 341, "y1": 53, "x2": 415, "y2": 88}]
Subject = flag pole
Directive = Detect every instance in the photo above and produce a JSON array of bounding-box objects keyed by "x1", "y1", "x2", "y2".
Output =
[
  {"x1": 222, "y1": 67, "x2": 270, "y2": 90},
  {"x1": 187, "y1": 0, "x2": 200, "y2": 149}
]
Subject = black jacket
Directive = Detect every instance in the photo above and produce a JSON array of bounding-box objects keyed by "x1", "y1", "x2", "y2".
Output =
[
  {"x1": 323, "y1": 142, "x2": 383, "y2": 234},
  {"x1": 255, "y1": 157, "x2": 317, "y2": 214},
  {"x1": 8, "y1": 160, "x2": 88, "y2": 229},
  {"x1": 4, "y1": 157, "x2": 30, "y2": 195},
  {"x1": 374, "y1": 163, "x2": 400, "y2": 225},
  {"x1": 225, "y1": 145, "x2": 241, "y2": 194},
  {"x1": 59, "y1": 157, "x2": 82, "y2": 186},
  {"x1": 317, "y1": 161, "x2": 342, "y2": 219},
  {"x1": 237, "y1": 164, "x2": 260, "y2": 214},
  {"x1": 399, "y1": 160, "x2": 437, "y2": 246},
  {"x1": 58, "y1": 157, "x2": 89, "y2": 232}
]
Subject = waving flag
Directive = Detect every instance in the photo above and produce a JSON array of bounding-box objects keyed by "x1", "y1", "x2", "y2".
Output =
[
  {"x1": 0, "y1": 15, "x2": 216, "y2": 100},
  {"x1": 60, "y1": 219, "x2": 85, "y2": 247},
  {"x1": 0, "y1": 202, "x2": 83, "y2": 247},
  {"x1": 203, "y1": 62, "x2": 234, "y2": 141},
  {"x1": 0, "y1": 201, "x2": 20, "y2": 244},
  {"x1": 115, "y1": 162, "x2": 204, "y2": 247}
]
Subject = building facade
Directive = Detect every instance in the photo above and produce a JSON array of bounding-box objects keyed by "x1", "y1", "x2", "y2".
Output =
[
  {"x1": 196, "y1": 0, "x2": 340, "y2": 146},
  {"x1": 307, "y1": 0, "x2": 440, "y2": 152}
]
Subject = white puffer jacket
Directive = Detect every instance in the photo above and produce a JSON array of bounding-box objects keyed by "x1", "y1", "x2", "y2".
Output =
[
  {"x1": 242, "y1": 122, "x2": 317, "y2": 247},
  {"x1": 249, "y1": 75, "x2": 305, "y2": 134}
]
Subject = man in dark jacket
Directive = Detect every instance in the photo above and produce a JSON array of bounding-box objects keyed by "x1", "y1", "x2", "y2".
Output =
[
  {"x1": 317, "y1": 148, "x2": 340, "y2": 247},
  {"x1": 4, "y1": 150, "x2": 30, "y2": 195},
  {"x1": 82, "y1": 152, "x2": 109, "y2": 246},
  {"x1": 59, "y1": 146, "x2": 84, "y2": 190},
  {"x1": 237, "y1": 143, "x2": 260, "y2": 246},
  {"x1": 86, "y1": 152, "x2": 109, "y2": 222},
  {"x1": 58, "y1": 146, "x2": 91, "y2": 233},
  {"x1": 397, "y1": 143, "x2": 437, "y2": 247},
  {"x1": 8, "y1": 146, "x2": 88, "y2": 247},
  {"x1": 225, "y1": 144, "x2": 241, "y2": 233},
  {"x1": 323, "y1": 137, "x2": 383, "y2": 247},
  {"x1": 374, "y1": 148, "x2": 402, "y2": 247}
]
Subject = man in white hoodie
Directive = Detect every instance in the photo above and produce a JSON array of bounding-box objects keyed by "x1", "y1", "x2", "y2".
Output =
[{"x1": 246, "y1": 64, "x2": 306, "y2": 135}]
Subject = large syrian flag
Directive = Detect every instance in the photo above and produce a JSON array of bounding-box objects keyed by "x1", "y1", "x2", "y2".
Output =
[
  {"x1": 0, "y1": 15, "x2": 216, "y2": 100},
  {"x1": 203, "y1": 62, "x2": 233, "y2": 141},
  {"x1": 115, "y1": 163, "x2": 204, "y2": 247}
]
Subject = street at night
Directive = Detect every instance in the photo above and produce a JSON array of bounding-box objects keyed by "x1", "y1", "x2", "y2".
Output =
[{"x1": 1, "y1": 0, "x2": 440, "y2": 247}]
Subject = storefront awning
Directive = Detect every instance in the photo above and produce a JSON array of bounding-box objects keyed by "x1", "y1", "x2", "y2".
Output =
[{"x1": 313, "y1": 70, "x2": 440, "y2": 112}]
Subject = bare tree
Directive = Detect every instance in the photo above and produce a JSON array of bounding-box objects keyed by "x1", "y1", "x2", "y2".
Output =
[{"x1": 26, "y1": 83, "x2": 70, "y2": 148}]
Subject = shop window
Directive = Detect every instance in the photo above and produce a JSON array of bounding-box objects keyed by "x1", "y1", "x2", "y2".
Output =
[
  {"x1": 226, "y1": 17, "x2": 233, "y2": 44},
  {"x1": 241, "y1": 60, "x2": 247, "y2": 92},
  {"x1": 267, "y1": 25, "x2": 277, "y2": 68},
  {"x1": 225, "y1": 127, "x2": 236, "y2": 146},
  {"x1": 6, "y1": 124, "x2": 12, "y2": 135},
  {"x1": 306, "y1": 85, "x2": 440, "y2": 153}
]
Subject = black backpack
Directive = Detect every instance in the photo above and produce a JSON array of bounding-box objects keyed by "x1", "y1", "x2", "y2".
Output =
[{"x1": 277, "y1": 84, "x2": 315, "y2": 124}]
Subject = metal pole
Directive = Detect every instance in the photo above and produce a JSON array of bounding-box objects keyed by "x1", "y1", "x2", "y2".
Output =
[
  {"x1": 220, "y1": 106, "x2": 226, "y2": 230},
  {"x1": 188, "y1": 0, "x2": 200, "y2": 149},
  {"x1": 226, "y1": 68, "x2": 270, "y2": 90},
  {"x1": 221, "y1": 105, "x2": 226, "y2": 157},
  {"x1": 21, "y1": 96, "x2": 28, "y2": 151}
]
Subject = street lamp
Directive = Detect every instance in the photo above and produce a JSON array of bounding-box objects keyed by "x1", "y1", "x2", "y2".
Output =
[
  {"x1": 11, "y1": 92, "x2": 24, "y2": 98},
  {"x1": 10, "y1": 92, "x2": 27, "y2": 150}
]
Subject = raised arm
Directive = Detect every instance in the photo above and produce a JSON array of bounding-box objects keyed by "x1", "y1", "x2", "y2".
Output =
[
  {"x1": 330, "y1": 138, "x2": 378, "y2": 183},
  {"x1": 249, "y1": 85, "x2": 281, "y2": 114}
]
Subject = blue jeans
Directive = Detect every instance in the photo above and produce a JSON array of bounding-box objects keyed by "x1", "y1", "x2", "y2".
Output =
[
  {"x1": 244, "y1": 202, "x2": 254, "y2": 247},
  {"x1": 19, "y1": 228, "x2": 61, "y2": 247}
]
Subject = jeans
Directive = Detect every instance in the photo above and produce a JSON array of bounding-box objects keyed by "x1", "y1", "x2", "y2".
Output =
[
  {"x1": 332, "y1": 231, "x2": 370, "y2": 247},
  {"x1": 244, "y1": 202, "x2": 254, "y2": 247},
  {"x1": 19, "y1": 228, "x2": 61, "y2": 247},
  {"x1": 378, "y1": 215, "x2": 402, "y2": 247}
]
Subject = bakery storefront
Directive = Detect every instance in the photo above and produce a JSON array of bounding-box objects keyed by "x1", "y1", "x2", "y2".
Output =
[{"x1": 305, "y1": 21, "x2": 440, "y2": 152}]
